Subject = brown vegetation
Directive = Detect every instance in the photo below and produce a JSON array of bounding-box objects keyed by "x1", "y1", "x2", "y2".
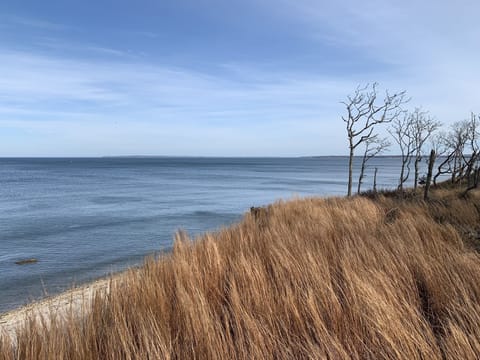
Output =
[{"x1": 2, "y1": 189, "x2": 480, "y2": 359}]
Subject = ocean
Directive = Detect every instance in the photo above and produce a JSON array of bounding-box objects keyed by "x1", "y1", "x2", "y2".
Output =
[{"x1": 0, "y1": 156, "x2": 421, "y2": 313}]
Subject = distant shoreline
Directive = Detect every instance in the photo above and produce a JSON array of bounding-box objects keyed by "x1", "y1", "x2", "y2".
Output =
[{"x1": 0, "y1": 155, "x2": 423, "y2": 160}]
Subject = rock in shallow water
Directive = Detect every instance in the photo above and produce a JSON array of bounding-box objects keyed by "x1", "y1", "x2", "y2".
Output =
[{"x1": 15, "y1": 258, "x2": 38, "y2": 265}]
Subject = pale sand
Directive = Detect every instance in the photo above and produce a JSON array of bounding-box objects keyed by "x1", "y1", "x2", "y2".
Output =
[{"x1": 0, "y1": 276, "x2": 117, "y2": 342}]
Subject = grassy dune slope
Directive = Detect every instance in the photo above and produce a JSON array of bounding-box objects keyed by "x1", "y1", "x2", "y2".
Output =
[{"x1": 2, "y1": 189, "x2": 480, "y2": 359}]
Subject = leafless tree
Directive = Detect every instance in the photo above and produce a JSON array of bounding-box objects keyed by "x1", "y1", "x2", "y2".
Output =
[
  {"x1": 433, "y1": 114, "x2": 479, "y2": 186},
  {"x1": 342, "y1": 83, "x2": 408, "y2": 196},
  {"x1": 463, "y1": 113, "x2": 480, "y2": 187},
  {"x1": 389, "y1": 112, "x2": 415, "y2": 191},
  {"x1": 425, "y1": 132, "x2": 447, "y2": 185},
  {"x1": 448, "y1": 121, "x2": 469, "y2": 183},
  {"x1": 410, "y1": 108, "x2": 441, "y2": 190},
  {"x1": 430, "y1": 132, "x2": 448, "y2": 158},
  {"x1": 434, "y1": 120, "x2": 470, "y2": 185},
  {"x1": 357, "y1": 135, "x2": 390, "y2": 194}
]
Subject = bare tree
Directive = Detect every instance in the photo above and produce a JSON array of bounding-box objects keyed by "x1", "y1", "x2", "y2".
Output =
[
  {"x1": 430, "y1": 131, "x2": 449, "y2": 186},
  {"x1": 389, "y1": 112, "x2": 415, "y2": 191},
  {"x1": 389, "y1": 108, "x2": 440, "y2": 192},
  {"x1": 342, "y1": 83, "x2": 408, "y2": 196},
  {"x1": 410, "y1": 108, "x2": 441, "y2": 190},
  {"x1": 463, "y1": 113, "x2": 480, "y2": 187},
  {"x1": 357, "y1": 135, "x2": 390, "y2": 194},
  {"x1": 434, "y1": 120, "x2": 470, "y2": 185},
  {"x1": 449, "y1": 121, "x2": 468, "y2": 183},
  {"x1": 433, "y1": 114, "x2": 480, "y2": 186},
  {"x1": 430, "y1": 132, "x2": 448, "y2": 158}
]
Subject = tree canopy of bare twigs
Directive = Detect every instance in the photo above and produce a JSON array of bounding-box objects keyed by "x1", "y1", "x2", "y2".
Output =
[
  {"x1": 433, "y1": 114, "x2": 479, "y2": 186},
  {"x1": 357, "y1": 135, "x2": 390, "y2": 194},
  {"x1": 342, "y1": 83, "x2": 408, "y2": 196},
  {"x1": 409, "y1": 108, "x2": 441, "y2": 189},
  {"x1": 388, "y1": 112, "x2": 415, "y2": 191}
]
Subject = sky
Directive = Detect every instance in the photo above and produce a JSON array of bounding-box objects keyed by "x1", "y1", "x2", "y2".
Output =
[{"x1": 0, "y1": 0, "x2": 478, "y2": 157}]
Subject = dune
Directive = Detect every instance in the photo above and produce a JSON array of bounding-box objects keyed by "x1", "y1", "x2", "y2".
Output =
[{"x1": 1, "y1": 188, "x2": 480, "y2": 359}]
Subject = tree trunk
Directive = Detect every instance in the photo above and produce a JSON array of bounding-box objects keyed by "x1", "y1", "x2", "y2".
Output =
[
  {"x1": 414, "y1": 155, "x2": 420, "y2": 191},
  {"x1": 348, "y1": 145, "x2": 354, "y2": 196},
  {"x1": 357, "y1": 157, "x2": 366, "y2": 194},
  {"x1": 461, "y1": 167, "x2": 480, "y2": 198},
  {"x1": 467, "y1": 164, "x2": 472, "y2": 188},
  {"x1": 373, "y1": 167, "x2": 378, "y2": 193},
  {"x1": 424, "y1": 150, "x2": 435, "y2": 201},
  {"x1": 398, "y1": 160, "x2": 405, "y2": 191},
  {"x1": 452, "y1": 154, "x2": 457, "y2": 183}
]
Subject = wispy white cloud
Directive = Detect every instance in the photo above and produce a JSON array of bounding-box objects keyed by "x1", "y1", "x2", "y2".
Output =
[
  {"x1": 0, "y1": 2, "x2": 478, "y2": 156},
  {"x1": 274, "y1": 1, "x2": 479, "y2": 61},
  {"x1": 32, "y1": 37, "x2": 141, "y2": 59},
  {"x1": 271, "y1": 1, "x2": 480, "y2": 120},
  {"x1": 0, "y1": 49, "x2": 356, "y2": 156},
  {"x1": 0, "y1": 14, "x2": 69, "y2": 31}
]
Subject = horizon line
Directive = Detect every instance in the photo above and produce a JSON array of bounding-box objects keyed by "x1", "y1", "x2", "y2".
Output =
[{"x1": 0, "y1": 154, "x2": 412, "y2": 159}]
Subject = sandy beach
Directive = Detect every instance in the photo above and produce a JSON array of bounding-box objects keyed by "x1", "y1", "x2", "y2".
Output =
[{"x1": 0, "y1": 277, "x2": 113, "y2": 342}]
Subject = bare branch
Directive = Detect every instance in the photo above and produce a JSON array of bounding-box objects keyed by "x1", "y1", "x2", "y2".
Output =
[
  {"x1": 409, "y1": 107, "x2": 441, "y2": 189},
  {"x1": 342, "y1": 83, "x2": 408, "y2": 196},
  {"x1": 433, "y1": 115, "x2": 479, "y2": 185},
  {"x1": 357, "y1": 135, "x2": 391, "y2": 194},
  {"x1": 388, "y1": 112, "x2": 416, "y2": 191}
]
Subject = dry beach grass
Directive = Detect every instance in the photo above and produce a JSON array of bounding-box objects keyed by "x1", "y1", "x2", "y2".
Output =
[{"x1": 1, "y1": 188, "x2": 480, "y2": 359}]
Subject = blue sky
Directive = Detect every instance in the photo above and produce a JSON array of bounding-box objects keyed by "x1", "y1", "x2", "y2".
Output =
[{"x1": 0, "y1": 0, "x2": 478, "y2": 156}]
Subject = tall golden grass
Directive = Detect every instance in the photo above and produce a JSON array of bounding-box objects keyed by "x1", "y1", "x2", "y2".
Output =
[{"x1": 2, "y1": 189, "x2": 480, "y2": 359}]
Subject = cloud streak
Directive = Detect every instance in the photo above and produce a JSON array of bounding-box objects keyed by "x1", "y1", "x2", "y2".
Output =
[
  {"x1": 0, "y1": 2, "x2": 478, "y2": 156},
  {"x1": 0, "y1": 49, "x2": 356, "y2": 156}
]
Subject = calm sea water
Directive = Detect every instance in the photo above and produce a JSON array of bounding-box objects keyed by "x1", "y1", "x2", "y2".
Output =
[{"x1": 0, "y1": 157, "x2": 420, "y2": 313}]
